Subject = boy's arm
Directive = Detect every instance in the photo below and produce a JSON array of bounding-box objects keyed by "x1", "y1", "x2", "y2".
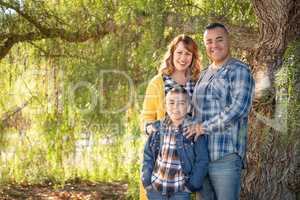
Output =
[
  {"x1": 141, "y1": 131, "x2": 157, "y2": 187},
  {"x1": 186, "y1": 135, "x2": 209, "y2": 191}
]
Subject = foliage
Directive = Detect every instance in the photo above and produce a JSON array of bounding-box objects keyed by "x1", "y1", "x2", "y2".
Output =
[
  {"x1": 285, "y1": 39, "x2": 300, "y2": 134},
  {"x1": 0, "y1": 0, "x2": 258, "y2": 199}
]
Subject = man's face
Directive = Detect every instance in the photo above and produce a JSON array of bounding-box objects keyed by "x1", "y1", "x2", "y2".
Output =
[
  {"x1": 166, "y1": 92, "x2": 189, "y2": 122},
  {"x1": 204, "y1": 27, "x2": 230, "y2": 66}
]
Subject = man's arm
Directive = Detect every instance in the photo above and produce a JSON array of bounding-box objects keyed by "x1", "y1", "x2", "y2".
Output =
[{"x1": 203, "y1": 65, "x2": 255, "y2": 133}]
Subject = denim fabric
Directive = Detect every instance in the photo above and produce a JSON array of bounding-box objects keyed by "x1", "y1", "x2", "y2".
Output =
[
  {"x1": 147, "y1": 187, "x2": 191, "y2": 200},
  {"x1": 142, "y1": 118, "x2": 209, "y2": 192},
  {"x1": 198, "y1": 153, "x2": 242, "y2": 200}
]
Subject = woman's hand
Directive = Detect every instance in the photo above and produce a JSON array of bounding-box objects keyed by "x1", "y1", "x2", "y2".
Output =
[
  {"x1": 184, "y1": 123, "x2": 205, "y2": 141},
  {"x1": 146, "y1": 124, "x2": 157, "y2": 135}
]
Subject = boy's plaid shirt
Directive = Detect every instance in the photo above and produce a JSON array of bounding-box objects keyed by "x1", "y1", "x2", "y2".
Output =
[
  {"x1": 151, "y1": 119, "x2": 187, "y2": 196},
  {"x1": 192, "y1": 58, "x2": 255, "y2": 163}
]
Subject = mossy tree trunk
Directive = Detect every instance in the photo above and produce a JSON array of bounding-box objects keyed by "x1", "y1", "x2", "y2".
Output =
[{"x1": 242, "y1": 0, "x2": 300, "y2": 199}]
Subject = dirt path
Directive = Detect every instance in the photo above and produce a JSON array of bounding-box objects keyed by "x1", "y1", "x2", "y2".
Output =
[{"x1": 0, "y1": 181, "x2": 128, "y2": 200}]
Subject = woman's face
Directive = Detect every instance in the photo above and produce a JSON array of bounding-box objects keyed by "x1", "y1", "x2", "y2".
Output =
[{"x1": 173, "y1": 41, "x2": 193, "y2": 72}]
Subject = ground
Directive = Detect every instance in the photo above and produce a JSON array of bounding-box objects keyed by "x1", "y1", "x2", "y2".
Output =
[{"x1": 0, "y1": 180, "x2": 128, "y2": 200}]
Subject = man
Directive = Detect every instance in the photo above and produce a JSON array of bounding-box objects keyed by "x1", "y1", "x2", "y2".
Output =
[{"x1": 186, "y1": 23, "x2": 255, "y2": 200}]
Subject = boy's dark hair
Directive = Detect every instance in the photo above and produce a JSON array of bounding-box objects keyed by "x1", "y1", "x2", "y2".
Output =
[
  {"x1": 168, "y1": 85, "x2": 187, "y2": 95},
  {"x1": 205, "y1": 22, "x2": 228, "y2": 34},
  {"x1": 167, "y1": 86, "x2": 190, "y2": 102}
]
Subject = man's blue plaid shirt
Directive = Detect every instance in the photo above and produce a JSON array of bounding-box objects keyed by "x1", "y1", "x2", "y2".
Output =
[{"x1": 192, "y1": 58, "x2": 255, "y2": 164}]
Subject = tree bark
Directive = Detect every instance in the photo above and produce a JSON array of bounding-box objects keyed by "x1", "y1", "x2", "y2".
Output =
[{"x1": 242, "y1": 0, "x2": 300, "y2": 199}]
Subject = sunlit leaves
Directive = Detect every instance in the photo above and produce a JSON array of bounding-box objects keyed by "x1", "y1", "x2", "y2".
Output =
[
  {"x1": 0, "y1": 1, "x2": 259, "y2": 198},
  {"x1": 199, "y1": 0, "x2": 256, "y2": 26}
]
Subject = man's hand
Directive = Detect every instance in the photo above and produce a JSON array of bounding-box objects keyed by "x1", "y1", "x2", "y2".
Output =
[
  {"x1": 184, "y1": 123, "x2": 205, "y2": 141},
  {"x1": 146, "y1": 124, "x2": 157, "y2": 135}
]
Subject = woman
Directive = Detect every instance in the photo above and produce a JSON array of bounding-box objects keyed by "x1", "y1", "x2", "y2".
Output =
[{"x1": 140, "y1": 34, "x2": 201, "y2": 200}]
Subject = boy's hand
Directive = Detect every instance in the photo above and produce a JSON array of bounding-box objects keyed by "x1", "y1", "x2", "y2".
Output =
[
  {"x1": 146, "y1": 124, "x2": 157, "y2": 135},
  {"x1": 184, "y1": 123, "x2": 205, "y2": 141}
]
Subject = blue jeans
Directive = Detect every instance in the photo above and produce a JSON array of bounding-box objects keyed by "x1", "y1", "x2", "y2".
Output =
[
  {"x1": 198, "y1": 153, "x2": 242, "y2": 200},
  {"x1": 147, "y1": 188, "x2": 191, "y2": 200}
]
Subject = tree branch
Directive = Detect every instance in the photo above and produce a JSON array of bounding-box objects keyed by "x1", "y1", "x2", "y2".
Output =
[
  {"x1": 1, "y1": 97, "x2": 32, "y2": 123},
  {"x1": 0, "y1": 19, "x2": 117, "y2": 60},
  {"x1": 0, "y1": 0, "x2": 258, "y2": 61},
  {"x1": 0, "y1": 0, "x2": 50, "y2": 32},
  {"x1": 0, "y1": 0, "x2": 119, "y2": 60}
]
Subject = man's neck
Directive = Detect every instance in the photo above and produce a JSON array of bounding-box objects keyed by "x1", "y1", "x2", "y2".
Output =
[{"x1": 212, "y1": 56, "x2": 231, "y2": 70}]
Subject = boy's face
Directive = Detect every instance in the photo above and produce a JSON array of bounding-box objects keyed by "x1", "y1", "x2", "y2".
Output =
[{"x1": 166, "y1": 92, "x2": 189, "y2": 123}]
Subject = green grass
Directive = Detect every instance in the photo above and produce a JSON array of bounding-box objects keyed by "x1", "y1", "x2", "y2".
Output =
[{"x1": 0, "y1": 110, "x2": 143, "y2": 199}]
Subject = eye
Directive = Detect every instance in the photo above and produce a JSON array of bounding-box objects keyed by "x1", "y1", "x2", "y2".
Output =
[
  {"x1": 185, "y1": 52, "x2": 192, "y2": 56},
  {"x1": 205, "y1": 41, "x2": 212, "y2": 45}
]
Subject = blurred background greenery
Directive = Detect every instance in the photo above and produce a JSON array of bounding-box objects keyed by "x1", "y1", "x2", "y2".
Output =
[{"x1": 0, "y1": 0, "x2": 299, "y2": 199}]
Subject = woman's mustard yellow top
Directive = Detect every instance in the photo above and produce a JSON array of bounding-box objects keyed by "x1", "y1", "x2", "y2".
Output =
[
  {"x1": 141, "y1": 73, "x2": 166, "y2": 127},
  {"x1": 140, "y1": 73, "x2": 165, "y2": 200}
]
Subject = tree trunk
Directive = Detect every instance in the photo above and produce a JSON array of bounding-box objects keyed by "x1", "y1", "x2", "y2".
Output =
[{"x1": 242, "y1": 0, "x2": 300, "y2": 199}]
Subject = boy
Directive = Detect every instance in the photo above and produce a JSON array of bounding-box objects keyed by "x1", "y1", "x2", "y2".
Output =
[{"x1": 142, "y1": 87, "x2": 209, "y2": 199}]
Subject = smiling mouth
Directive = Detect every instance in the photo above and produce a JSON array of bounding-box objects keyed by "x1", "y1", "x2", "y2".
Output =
[
  {"x1": 177, "y1": 62, "x2": 187, "y2": 66},
  {"x1": 211, "y1": 49, "x2": 220, "y2": 53},
  {"x1": 171, "y1": 112, "x2": 181, "y2": 115}
]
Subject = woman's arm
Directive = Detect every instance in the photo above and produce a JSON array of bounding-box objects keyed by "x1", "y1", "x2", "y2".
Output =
[{"x1": 141, "y1": 75, "x2": 164, "y2": 133}]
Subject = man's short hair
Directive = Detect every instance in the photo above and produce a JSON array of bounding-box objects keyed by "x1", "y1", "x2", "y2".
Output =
[{"x1": 205, "y1": 22, "x2": 228, "y2": 34}]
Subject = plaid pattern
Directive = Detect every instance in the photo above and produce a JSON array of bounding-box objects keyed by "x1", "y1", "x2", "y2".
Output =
[
  {"x1": 163, "y1": 75, "x2": 195, "y2": 98},
  {"x1": 151, "y1": 124, "x2": 186, "y2": 196},
  {"x1": 192, "y1": 58, "x2": 255, "y2": 163}
]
